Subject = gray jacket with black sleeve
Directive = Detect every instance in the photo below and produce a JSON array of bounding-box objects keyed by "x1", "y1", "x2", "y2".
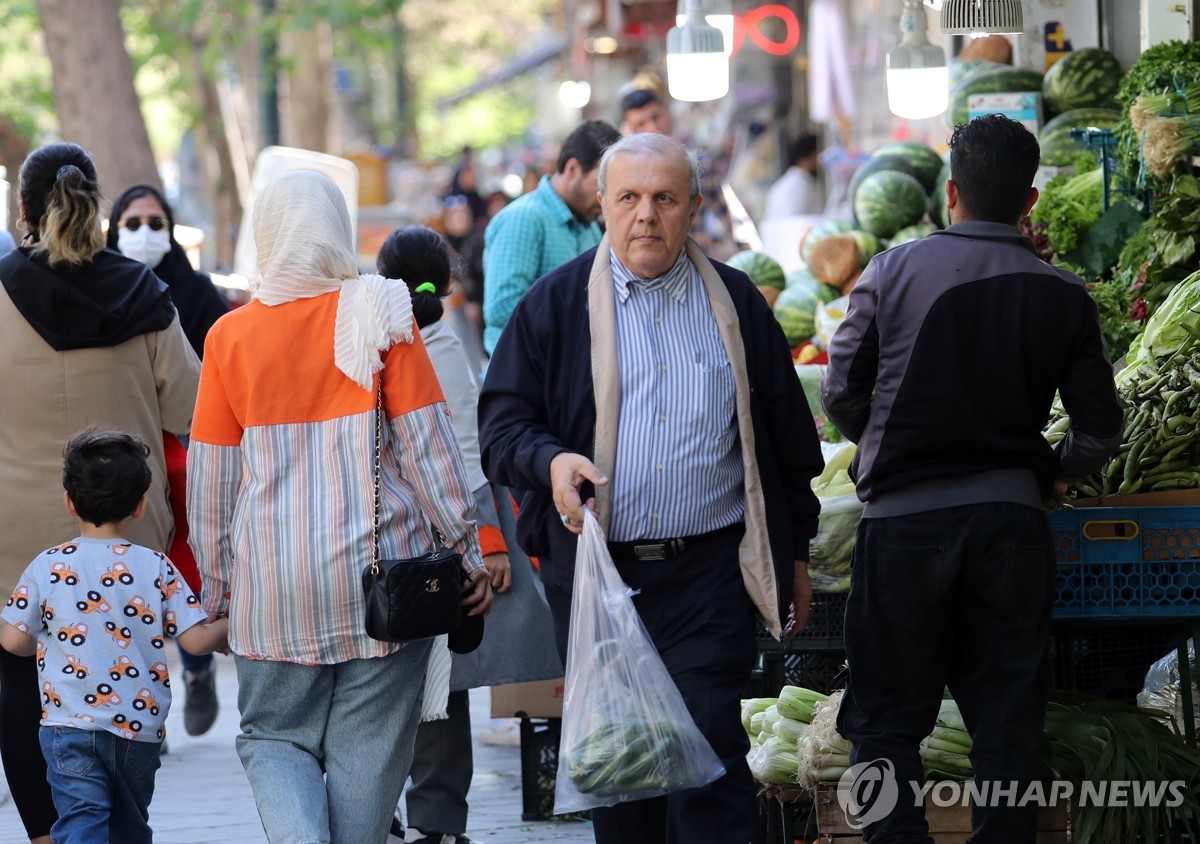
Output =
[{"x1": 821, "y1": 221, "x2": 1123, "y2": 517}]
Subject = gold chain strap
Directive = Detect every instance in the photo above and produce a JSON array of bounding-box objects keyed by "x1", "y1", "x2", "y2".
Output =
[{"x1": 370, "y1": 379, "x2": 383, "y2": 576}]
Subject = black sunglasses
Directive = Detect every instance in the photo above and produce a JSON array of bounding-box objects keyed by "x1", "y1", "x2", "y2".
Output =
[{"x1": 121, "y1": 216, "x2": 167, "y2": 232}]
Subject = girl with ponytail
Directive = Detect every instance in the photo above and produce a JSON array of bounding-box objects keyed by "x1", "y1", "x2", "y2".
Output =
[
  {"x1": 0, "y1": 143, "x2": 200, "y2": 844},
  {"x1": 17, "y1": 143, "x2": 105, "y2": 267},
  {"x1": 376, "y1": 227, "x2": 563, "y2": 842}
]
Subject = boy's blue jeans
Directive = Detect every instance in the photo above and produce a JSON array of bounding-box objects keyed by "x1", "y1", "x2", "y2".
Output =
[{"x1": 39, "y1": 725, "x2": 160, "y2": 844}]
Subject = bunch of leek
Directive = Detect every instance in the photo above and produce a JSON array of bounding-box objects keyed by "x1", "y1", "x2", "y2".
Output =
[
  {"x1": 797, "y1": 691, "x2": 853, "y2": 786},
  {"x1": 920, "y1": 699, "x2": 973, "y2": 780},
  {"x1": 748, "y1": 735, "x2": 801, "y2": 785},
  {"x1": 1041, "y1": 694, "x2": 1200, "y2": 843},
  {"x1": 808, "y1": 445, "x2": 861, "y2": 592},
  {"x1": 776, "y1": 686, "x2": 829, "y2": 723}
]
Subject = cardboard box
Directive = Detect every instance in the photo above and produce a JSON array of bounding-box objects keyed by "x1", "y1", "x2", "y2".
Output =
[
  {"x1": 816, "y1": 783, "x2": 1068, "y2": 842},
  {"x1": 490, "y1": 678, "x2": 565, "y2": 719},
  {"x1": 968, "y1": 92, "x2": 1043, "y2": 134}
]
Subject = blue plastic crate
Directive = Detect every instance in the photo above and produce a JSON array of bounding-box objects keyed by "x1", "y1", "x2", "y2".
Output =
[{"x1": 1050, "y1": 506, "x2": 1200, "y2": 619}]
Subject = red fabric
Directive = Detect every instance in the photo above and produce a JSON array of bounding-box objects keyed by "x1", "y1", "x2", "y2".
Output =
[
  {"x1": 163, "y1": 433, "x2": 201, "y2": 593},
  {"x1": 478, "y1": 524, "x2": 507, "y2": 557}
]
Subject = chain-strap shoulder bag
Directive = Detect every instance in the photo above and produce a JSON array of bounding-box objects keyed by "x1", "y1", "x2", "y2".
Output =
[{"x1": 362, "y1": 381, "x2": 466, "y2": 644}]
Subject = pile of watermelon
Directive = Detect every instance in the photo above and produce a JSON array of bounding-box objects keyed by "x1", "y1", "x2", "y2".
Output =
[
  {"x1": 847, "y1": 140, "x2": 946, "y2": 241},
  {"x1": 727, "y1": 250, "x2": 787, "y2": 307},
  {"x1": 947, "y1": 63, "x2": 1045, "y2": 129},
  {"x1": 773, "y1": 273, "x2": 839, "y2": 348}
]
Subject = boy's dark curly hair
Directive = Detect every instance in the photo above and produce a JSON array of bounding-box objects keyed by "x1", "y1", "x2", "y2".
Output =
[{"x1": 62, "y1": 427, "x2": 152, "y2": 527}]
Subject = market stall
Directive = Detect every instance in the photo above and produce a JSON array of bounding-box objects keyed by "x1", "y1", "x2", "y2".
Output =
[{"x1": 743, "y1": 29, "x2": 1200, "y2": 844}]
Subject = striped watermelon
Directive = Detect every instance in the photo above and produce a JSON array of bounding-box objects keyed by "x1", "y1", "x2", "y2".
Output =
[
  {"x1": 773, "y1": 280, "x2": 825, "y2": 347},
  {"x1": 785, "y1": 267, "x2": 820, "y2": 288},
  {"x1": 928, "y1": 161, "x2": 952, "y2": 229},
  {"x1": 948, "y1": 65, "x2": 1044, "y2": 128},
  {"x1": 949, "y1": 58, "x2": 1003, "y2": 87},
  {"x1": 849, "y1": 154, "x2": 917, "y2": 222},
  {"x1": 1038, "y1": 108, "x2": 1121, "y2": 167},
  {"x1": 871, "y1": 142, "x2": 944, "y2": 194},
  {"x1": 889, "y1": 222, "x2": 937, "y2": 246},
  {"x1": 727, "y1": 250, "x2": 786, "y2": 290},
  {"x1": 845, "y1": 229, "x2": 884, "y2": 268},
  {"x1": 788, "y1": 269, "x2": 842, "y2": 302},
  {"x1": 853, "y1": 172, "x2": 927, "y2": 240},
  {"x1": 800, "y1": 219, "x2": 854, "y2": 265},
  {"x1": 1042, "y1": 48, "x2": 1122, "y2": 113}
]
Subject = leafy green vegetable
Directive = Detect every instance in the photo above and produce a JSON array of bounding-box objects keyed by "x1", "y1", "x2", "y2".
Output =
[
  {"x1": 1064, "y1": 198, "x2": 1146, "y2": 278},
  {"x1": 1127, "y1": 266, "x2": 1200, "y2": 364},
  {"x1": 1084, "y1": 276, "x2": 1140, "y2": 361},
  {"x1": 1114, "y1": 174, "x2": 1200, "y2": 318},
  {"x1": 1115, "y1": 40, "x2": 1200, "y2": 186},
  {"x1": 1031, "y1": 168, "x2": 1107, "y2": 255}
]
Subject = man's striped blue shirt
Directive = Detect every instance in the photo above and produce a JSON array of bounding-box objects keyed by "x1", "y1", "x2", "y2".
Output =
[{"x1": 607, "y1": 247, "x2": 745, "y2": 542}]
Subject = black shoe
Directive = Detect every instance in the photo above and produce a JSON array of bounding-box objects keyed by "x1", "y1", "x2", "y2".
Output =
[
  {"x1": 183, "y1": 667, "x2": 219, "y2": 736},
  {"x1": 407, "y1": 828, "x2": 478, "y2": 843},
  {"x1": 389, "y1": 815, "x2": 406, "y2": 839}
]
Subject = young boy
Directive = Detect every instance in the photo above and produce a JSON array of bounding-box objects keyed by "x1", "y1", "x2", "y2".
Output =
[{"x1": 0, "y1": 427, "x2": 228, "y2": 844}]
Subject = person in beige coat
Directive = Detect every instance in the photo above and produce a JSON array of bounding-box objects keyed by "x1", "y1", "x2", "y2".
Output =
[{"x1": 0, "y1": 142, "x2": 200, "y2": 844}]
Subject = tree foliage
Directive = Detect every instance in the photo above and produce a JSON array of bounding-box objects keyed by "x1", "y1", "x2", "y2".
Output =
[{"x1": 0, "y1": 0, "x2": 559, "y2": 172}]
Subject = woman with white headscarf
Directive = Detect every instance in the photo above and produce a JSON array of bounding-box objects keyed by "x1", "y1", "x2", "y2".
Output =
[{"x1": 186, "y1": 170, "x2": 491, "y2": 844}]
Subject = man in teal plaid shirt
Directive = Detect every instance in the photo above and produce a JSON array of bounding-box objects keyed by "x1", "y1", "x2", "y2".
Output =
[{"x1": 482, "y1": 120, "x2": 621, "y2": 356}]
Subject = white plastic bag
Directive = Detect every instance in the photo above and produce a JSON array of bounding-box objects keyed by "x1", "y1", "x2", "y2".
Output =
[
  {"x1": 554, "y1": 510, "x2": 726, "y2": 813},
  {"x1": 814, "y1": 294, "x2": 850, "y2": 350},
  {"x1": 1137, "y1": 639, "x2": 1199, "y2": 736}
]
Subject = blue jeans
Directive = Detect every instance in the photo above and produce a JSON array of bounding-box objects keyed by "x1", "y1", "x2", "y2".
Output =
[
  {"x1": 234, "y1": 642, "x2": 432, "y2": 844},
  {"x1": 39, "y1": 725, "x2": 161, "y2": 844}
]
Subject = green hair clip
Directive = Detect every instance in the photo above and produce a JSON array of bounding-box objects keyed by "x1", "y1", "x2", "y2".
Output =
[{"x1": 414, "y1": 282, "x2": 437, "y2": 295}]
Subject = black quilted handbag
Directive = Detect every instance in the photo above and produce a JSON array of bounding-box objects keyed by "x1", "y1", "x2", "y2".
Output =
[
  {"x1": 362, "y1": 546, "x2": 464, "y2": 643},
  {"x1": 362, "y1": 382, "x2": 465, "y2": 644}
]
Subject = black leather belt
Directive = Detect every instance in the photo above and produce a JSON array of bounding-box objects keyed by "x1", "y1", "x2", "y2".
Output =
[{"x1": 607, "y1": 523, "x2": 743, "y2": 562}]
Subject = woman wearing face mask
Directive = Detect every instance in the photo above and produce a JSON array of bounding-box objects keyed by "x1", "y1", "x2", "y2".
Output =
[
  {"x1": 107, "y1": 185, "x2": 229, "y2": 359},
  {"x1": 107, "y1": 185, "x2": 229, "y2": 739}
]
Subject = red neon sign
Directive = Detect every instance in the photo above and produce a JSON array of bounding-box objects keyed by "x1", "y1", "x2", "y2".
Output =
[{"x1": 732, "y1": 5, "x2": 802, "y2": 57}]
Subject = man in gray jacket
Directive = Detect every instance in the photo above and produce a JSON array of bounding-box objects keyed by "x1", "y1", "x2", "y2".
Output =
[{"x1": 822, "y1": 114, "x2": 1122, "y2": 843}]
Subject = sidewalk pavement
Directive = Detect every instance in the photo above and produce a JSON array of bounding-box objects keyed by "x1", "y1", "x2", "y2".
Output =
[{"x1": 0, "y1": 651, "x2": 594, "y2": 844}]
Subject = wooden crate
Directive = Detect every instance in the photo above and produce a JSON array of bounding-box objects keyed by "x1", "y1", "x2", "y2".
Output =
[{"x1": 815, "y1": 783, "x2": 1069, "y2": 843}]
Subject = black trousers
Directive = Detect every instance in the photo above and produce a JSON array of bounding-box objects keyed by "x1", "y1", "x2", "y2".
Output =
[
  {"x1": 836, "y1": 503, "x2": 1054, "y2": 844},
  {"x1": 546, "y1": 524, "x2": 758, "y2": 844},
  {"x1": 405, "y1": 688, "x2": 473, "y2": 834},
  {"x1": 0, "y1": 648, "x2": 58, "y2": 838}
]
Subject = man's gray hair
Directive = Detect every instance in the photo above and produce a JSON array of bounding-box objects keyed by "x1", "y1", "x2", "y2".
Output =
[{"x1": 597, "y1": 134, "x2": 702, "y2": 202}]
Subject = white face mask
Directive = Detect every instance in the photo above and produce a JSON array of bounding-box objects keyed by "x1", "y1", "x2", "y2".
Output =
[{"x1": 117, "y1": 225, "x2": 172, "y2": 269}]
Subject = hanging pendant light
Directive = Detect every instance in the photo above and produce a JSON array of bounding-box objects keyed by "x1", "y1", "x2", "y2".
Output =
[
  {"x1": 886, "y1": 0, "x2": 948, "y2": 120},
  {"x1": 667, "y1": 0, "x2": 730, "y2": 102},
  {"x1": 939, "y1": 0, "x2": 1022, "y2": 35}
]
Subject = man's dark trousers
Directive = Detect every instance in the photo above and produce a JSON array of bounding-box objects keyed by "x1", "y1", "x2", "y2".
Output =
[
  {"x1": 545, "y1": 524, "x2": 758, "y2": 844},
  {"x1": 837, "y1": 502, "x2": 1055, "y2": 844}
]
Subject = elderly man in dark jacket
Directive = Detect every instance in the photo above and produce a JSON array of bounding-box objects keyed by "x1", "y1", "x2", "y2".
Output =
[{"x1": 479, "y1": 133, "x2": 823, "y2": 843}]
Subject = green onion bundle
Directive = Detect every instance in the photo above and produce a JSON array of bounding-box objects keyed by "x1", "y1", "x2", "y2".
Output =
[
  {"x1": 1045, "y1": 269, "x2": 1200, "y2": 497},
  {"x1": 1043, "y1": 694, "x2": 1200, "y2": 843}
]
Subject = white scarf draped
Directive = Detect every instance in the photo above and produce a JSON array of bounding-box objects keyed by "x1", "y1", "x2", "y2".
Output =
[{"x1": 250, "y1": 170, "x2": 414, "y2": 390}]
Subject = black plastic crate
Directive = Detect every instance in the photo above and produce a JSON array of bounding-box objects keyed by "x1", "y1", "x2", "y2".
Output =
[
  {"x1": 752, "y1": 649, "x2": 847, "y2": 699},
  {"x1": 758, "y1": 592, "x2": 847, "y2": 652},
  {"x1": 1047, "y1": 626, "x2": 1175, "y2": 700},
  {"x1": 518, "y1": 716, "x2": 560, "y2": 821}
]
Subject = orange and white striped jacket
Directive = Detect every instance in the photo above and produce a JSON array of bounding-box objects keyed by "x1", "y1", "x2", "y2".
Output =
[{"x1": 186, "y1": 293, "x2": 482, "y2": 665}]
